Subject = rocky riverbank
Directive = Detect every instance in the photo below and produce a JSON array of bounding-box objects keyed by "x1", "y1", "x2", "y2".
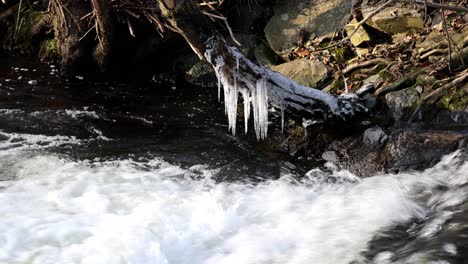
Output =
[{"x1": 0, "y1": 0, "x2": 467, "y2": 176}]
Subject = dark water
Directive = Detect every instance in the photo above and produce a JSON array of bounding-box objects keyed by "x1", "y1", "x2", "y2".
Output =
[
  {"x1": 0, "y1": 56, "x2": 302, "y2": 182},
  {"x1": 1, "y1": 56, "x2": 468, "y2": 264}
]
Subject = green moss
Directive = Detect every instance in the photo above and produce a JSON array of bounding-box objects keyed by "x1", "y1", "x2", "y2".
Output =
[
  {"x1": 16, "y1": 10, "x2": 44, "y2": 46},
  {"x1": 415, "y1": 75, "x2": 436, "y2": 87},
  {"x1": 39, "y1": 38, "x2": 57, "y2": 60},
  {"x1": 438, "y1": 88, "x2": 468, "y2": 111},
  {"x1": 330, "y1": 46, "x2": 355, "y2": 63},
  {"x1": 378, "y1": 69, "x2": 392, "y2": 81}
]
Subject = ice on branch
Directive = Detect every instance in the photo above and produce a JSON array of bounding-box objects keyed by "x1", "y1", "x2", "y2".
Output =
[{"x1": 204, "y1": 37, "x2": 364, "y2": 140}]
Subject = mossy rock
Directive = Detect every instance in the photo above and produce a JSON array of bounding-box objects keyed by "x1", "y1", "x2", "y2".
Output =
[
  {"x1": 39, "y1": 38, "x2": 58, "y2": 61},
  {"x1": 329, "y1": 46, "x2": 355, "y2": 63},
  {"x1": 385, "y1": 87, "x2": 420, "y2": 122},
  {"x1": 438, "y1": 87, "x2": 468, "y2": 111},
  {"x1": 378, "y1": 69, "x2": 393, "y2": 81}
]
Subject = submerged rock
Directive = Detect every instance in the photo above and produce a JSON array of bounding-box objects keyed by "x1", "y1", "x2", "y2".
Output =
[
  {"x1": 264, "y1": 0, "x2": 352, "y2": 59},
  {"x1": 271, "y1": 58, "x2": 329, "y2": 88}
]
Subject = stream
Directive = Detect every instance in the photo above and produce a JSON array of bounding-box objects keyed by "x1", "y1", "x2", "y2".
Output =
[{"x1": 0, "y1": 56, "x2": 467, "y2": 264}]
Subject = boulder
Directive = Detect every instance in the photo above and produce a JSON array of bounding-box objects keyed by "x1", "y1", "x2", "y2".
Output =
[
  {"x1": 387, "y1": 129, "x2": 466, "y2": 171},
  {"x1": 264, "y1": 0, "x2": 352, "y2": 60},
  {"x1": 363, "y1": 5, "x2": 424, "y2": 35},
  {"x1": 429, "y1": 84, "x2": 468, "y2": 127},
  {"x1": 416, "y1": 27, "x2": 468, "y2": 52},
  {"x1": 344, "y1": 19, "x2": 372, "y2": 47},
  {"x1": 271, "y1": 58, "x2": 330, "y2": 88},
  {"x1": 385, "y1": 87, "x2": 419, "y2": 122}
]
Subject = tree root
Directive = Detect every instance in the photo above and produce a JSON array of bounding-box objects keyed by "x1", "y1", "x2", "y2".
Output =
[
  {"x1": 343, "y1": 58, "x2": 392, "y2": 75},
  {"x1": 374, "y1": 69, "x2": 424, "y2": 97},
  {"x1": 90, "y1": 0, "x2": 114, "y2": 71},
  {"x1": 423, "y1": 70, "x2": 468, "y2": 105}
]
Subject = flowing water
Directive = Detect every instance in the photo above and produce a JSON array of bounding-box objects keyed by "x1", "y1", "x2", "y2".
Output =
[{"x1": 0, "y1": 57, "x2": 468, "y2": 264}]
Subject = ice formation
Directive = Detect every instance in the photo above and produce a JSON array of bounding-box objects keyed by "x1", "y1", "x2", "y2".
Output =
[{"x1": 204, "y1": 37, "x2": 344, "y2": 140}]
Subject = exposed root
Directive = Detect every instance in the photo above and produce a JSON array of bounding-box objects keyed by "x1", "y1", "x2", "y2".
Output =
[{"x1": 343, "y1": 58, "x2": 392, "y2": 75}]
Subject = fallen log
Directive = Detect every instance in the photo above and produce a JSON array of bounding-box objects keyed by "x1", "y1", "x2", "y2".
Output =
[{"x1": 156, "y1": 0, "x2": 368, "y2": 139}]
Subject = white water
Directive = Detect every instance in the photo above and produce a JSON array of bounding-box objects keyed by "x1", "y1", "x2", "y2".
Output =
[{"x1": 0, "y1": 133, "x2": 467, "y2": 264}]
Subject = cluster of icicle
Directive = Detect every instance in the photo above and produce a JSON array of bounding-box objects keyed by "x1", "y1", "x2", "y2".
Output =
[
  {"x1": 205, "y1": 43, "x2": 269, "y2": 140},
  {"x1": 204, "y1": 37, "x2": 346, "y2": 140}
]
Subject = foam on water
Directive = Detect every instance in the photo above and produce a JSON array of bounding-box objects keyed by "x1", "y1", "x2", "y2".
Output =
[{"x1": 0, "y1": 130, "x2": 467, "y2": 264}]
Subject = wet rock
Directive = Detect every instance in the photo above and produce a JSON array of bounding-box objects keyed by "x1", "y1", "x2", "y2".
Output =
[
  {"x1": 185, "y1": 60, "x2": 216, "y2": 87},
  {"x1": 322, "y1": 127, "x2": 466, "y2": 177},
  {"x1": 387, "y1": 129, "x2": 466, "y2": 171},
  {"x1": 428, "y1": 85, "x2": 468, "y2": 127},
  {"x1": 363, "y1": 5, "x2": 424, "y2": 35},
  {"x1": 264, "y1": 0, "x2": 352, "y2": 60},
  {"x1": 271, "y1": 58, "x2": 330, "y2": 88},
  {"x1": 324, "y1": 136, "x2": 388, "y2": 176},
  {"x1": 363, "y1": 94, "x2": 378, "y2": 110},
  {"x1": 0, "y1": 133, "x2": 8, "y2": 141},
  {"x1": 322, "y1": 150, "x2": 339, "y2": 163},
  {"x1": 385, "y1": 87, "x2": 419, "y2": 122},
  {"x1": 363, "y1": 126, "x2": 388, "y2": 148}
]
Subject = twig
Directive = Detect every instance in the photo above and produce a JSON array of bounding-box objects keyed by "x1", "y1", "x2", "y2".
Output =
[
  {"x1": 13, "y1": 0, "x2": 22, "y2": 41},
  {"x1": 397, "y1": 0, "x2": 468, "y2": 13},
  {"x1": 126, "y1": 16, "x2": 135, "y2": 37},
  {"x1": 201, "y1": 10, "x2": 241, "y2": 46},
  {"x1": 420, "y1": 48, "x2": 447, "y2": 59},
  {"x1": 441, "y1": 9, "x2": 452, "y2": 72},
  {"x1": 79, "y1": 23, "x2": 96, "y2": 41}
]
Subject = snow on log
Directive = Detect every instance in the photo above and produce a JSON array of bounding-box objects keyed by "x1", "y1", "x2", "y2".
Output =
[{"x1": 204, "y1": 36, "x2": 367, "y2": 139}]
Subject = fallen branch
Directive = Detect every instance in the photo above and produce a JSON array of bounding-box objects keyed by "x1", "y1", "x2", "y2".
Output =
[{"x1": 158, "y1": 0, "x2": 368, "y2": 139}]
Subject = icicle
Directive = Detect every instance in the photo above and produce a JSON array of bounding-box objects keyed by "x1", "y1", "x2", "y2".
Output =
[
  {"x1": 214, "y1": 56, "x2": 225, "y2": 102},
  {"x1": 281, "y1": 104, "x2": 285, "y2": 134},
  {"x1": 252, "y1": 78, "x2": 269, "y2": 140},
  {"x1": 240, "y1": 88, "x2": 250, "y2": 134}
]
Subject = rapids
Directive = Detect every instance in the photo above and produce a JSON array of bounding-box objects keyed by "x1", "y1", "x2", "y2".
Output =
[{"x1": 0, "y1": 57, "x2": 467, "y2": 264}]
